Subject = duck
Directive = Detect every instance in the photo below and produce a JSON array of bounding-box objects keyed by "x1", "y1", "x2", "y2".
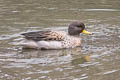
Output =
[{"x1": 20, "y1": 21, "x2": 91, "y2": 49}]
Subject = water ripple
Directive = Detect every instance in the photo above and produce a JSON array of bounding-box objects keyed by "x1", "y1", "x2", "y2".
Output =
[{"x1": 103, "y1": 70, "x2": 119, "y2": 75}]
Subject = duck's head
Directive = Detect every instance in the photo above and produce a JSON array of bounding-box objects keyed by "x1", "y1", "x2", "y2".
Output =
[{"x1": 68, "y1": 21, "x2": 91, "y2": 35}]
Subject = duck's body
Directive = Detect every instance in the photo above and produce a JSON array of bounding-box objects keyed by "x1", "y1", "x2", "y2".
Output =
[
  {"x1": 21, "y1": 21, "x2": 91, "y2": 49},
  {"x1": 21, "y1": 31, "x2": 81, "y2": 49}
]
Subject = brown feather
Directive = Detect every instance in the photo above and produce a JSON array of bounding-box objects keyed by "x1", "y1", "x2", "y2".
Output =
[{"x1": 21, "y1": 31, "x2": 65, "y2": 41}]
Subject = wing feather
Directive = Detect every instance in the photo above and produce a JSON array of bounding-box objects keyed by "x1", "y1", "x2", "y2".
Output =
[{"x1": 21, "y1": 31, "x2": 65, "y2": 41}]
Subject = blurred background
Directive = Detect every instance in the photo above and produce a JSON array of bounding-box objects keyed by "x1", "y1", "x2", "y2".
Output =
[{"x1": 0, "y1": 0, "x2": 120, "y2": 80}]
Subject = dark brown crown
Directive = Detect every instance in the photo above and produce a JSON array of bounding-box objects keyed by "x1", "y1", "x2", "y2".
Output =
[{"x1": 68, "y1": 21, "x2": 85, "y2": 35}]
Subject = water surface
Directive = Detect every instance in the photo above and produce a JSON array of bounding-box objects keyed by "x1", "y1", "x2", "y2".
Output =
[{"x1": 0, "y1": 0, "x2": 120, "y2": 80}]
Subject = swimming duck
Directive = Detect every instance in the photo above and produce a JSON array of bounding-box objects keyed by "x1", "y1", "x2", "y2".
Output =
[{"x1": 21, "y1": 21, "x2": 91, "y2": 49}]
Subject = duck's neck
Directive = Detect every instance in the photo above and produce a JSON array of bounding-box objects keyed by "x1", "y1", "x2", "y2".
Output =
[{"x1": 68, "y1": 34, "x2": 80, "y2": 37}]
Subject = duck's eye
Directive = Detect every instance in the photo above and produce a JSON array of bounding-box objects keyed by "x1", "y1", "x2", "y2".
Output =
[{"x1": 77, "y1": 25, "x2": 84, "y2": 29}]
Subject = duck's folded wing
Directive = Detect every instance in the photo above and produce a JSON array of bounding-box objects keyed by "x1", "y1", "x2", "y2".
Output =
[{"x1": 21, "y1": 31, "x2": 65, "y2": 41}]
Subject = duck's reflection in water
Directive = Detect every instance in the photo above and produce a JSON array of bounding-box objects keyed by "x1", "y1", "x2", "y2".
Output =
[
  {"x1": 18, "y1": 47, "x2": 91, "y2": 66},
  {"x1": 71, "y1": 55, "x2": 91, "y2": 65}
]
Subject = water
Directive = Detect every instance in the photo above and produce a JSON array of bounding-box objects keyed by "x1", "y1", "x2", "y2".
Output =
[{"x1": 0, "y1": 0, "x2": 120, "y2": 80}]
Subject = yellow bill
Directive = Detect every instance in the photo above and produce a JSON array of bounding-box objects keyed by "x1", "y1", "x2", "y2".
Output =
[{"x1": 82, "y1": 29, "x2": 91, "y2": 35}]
